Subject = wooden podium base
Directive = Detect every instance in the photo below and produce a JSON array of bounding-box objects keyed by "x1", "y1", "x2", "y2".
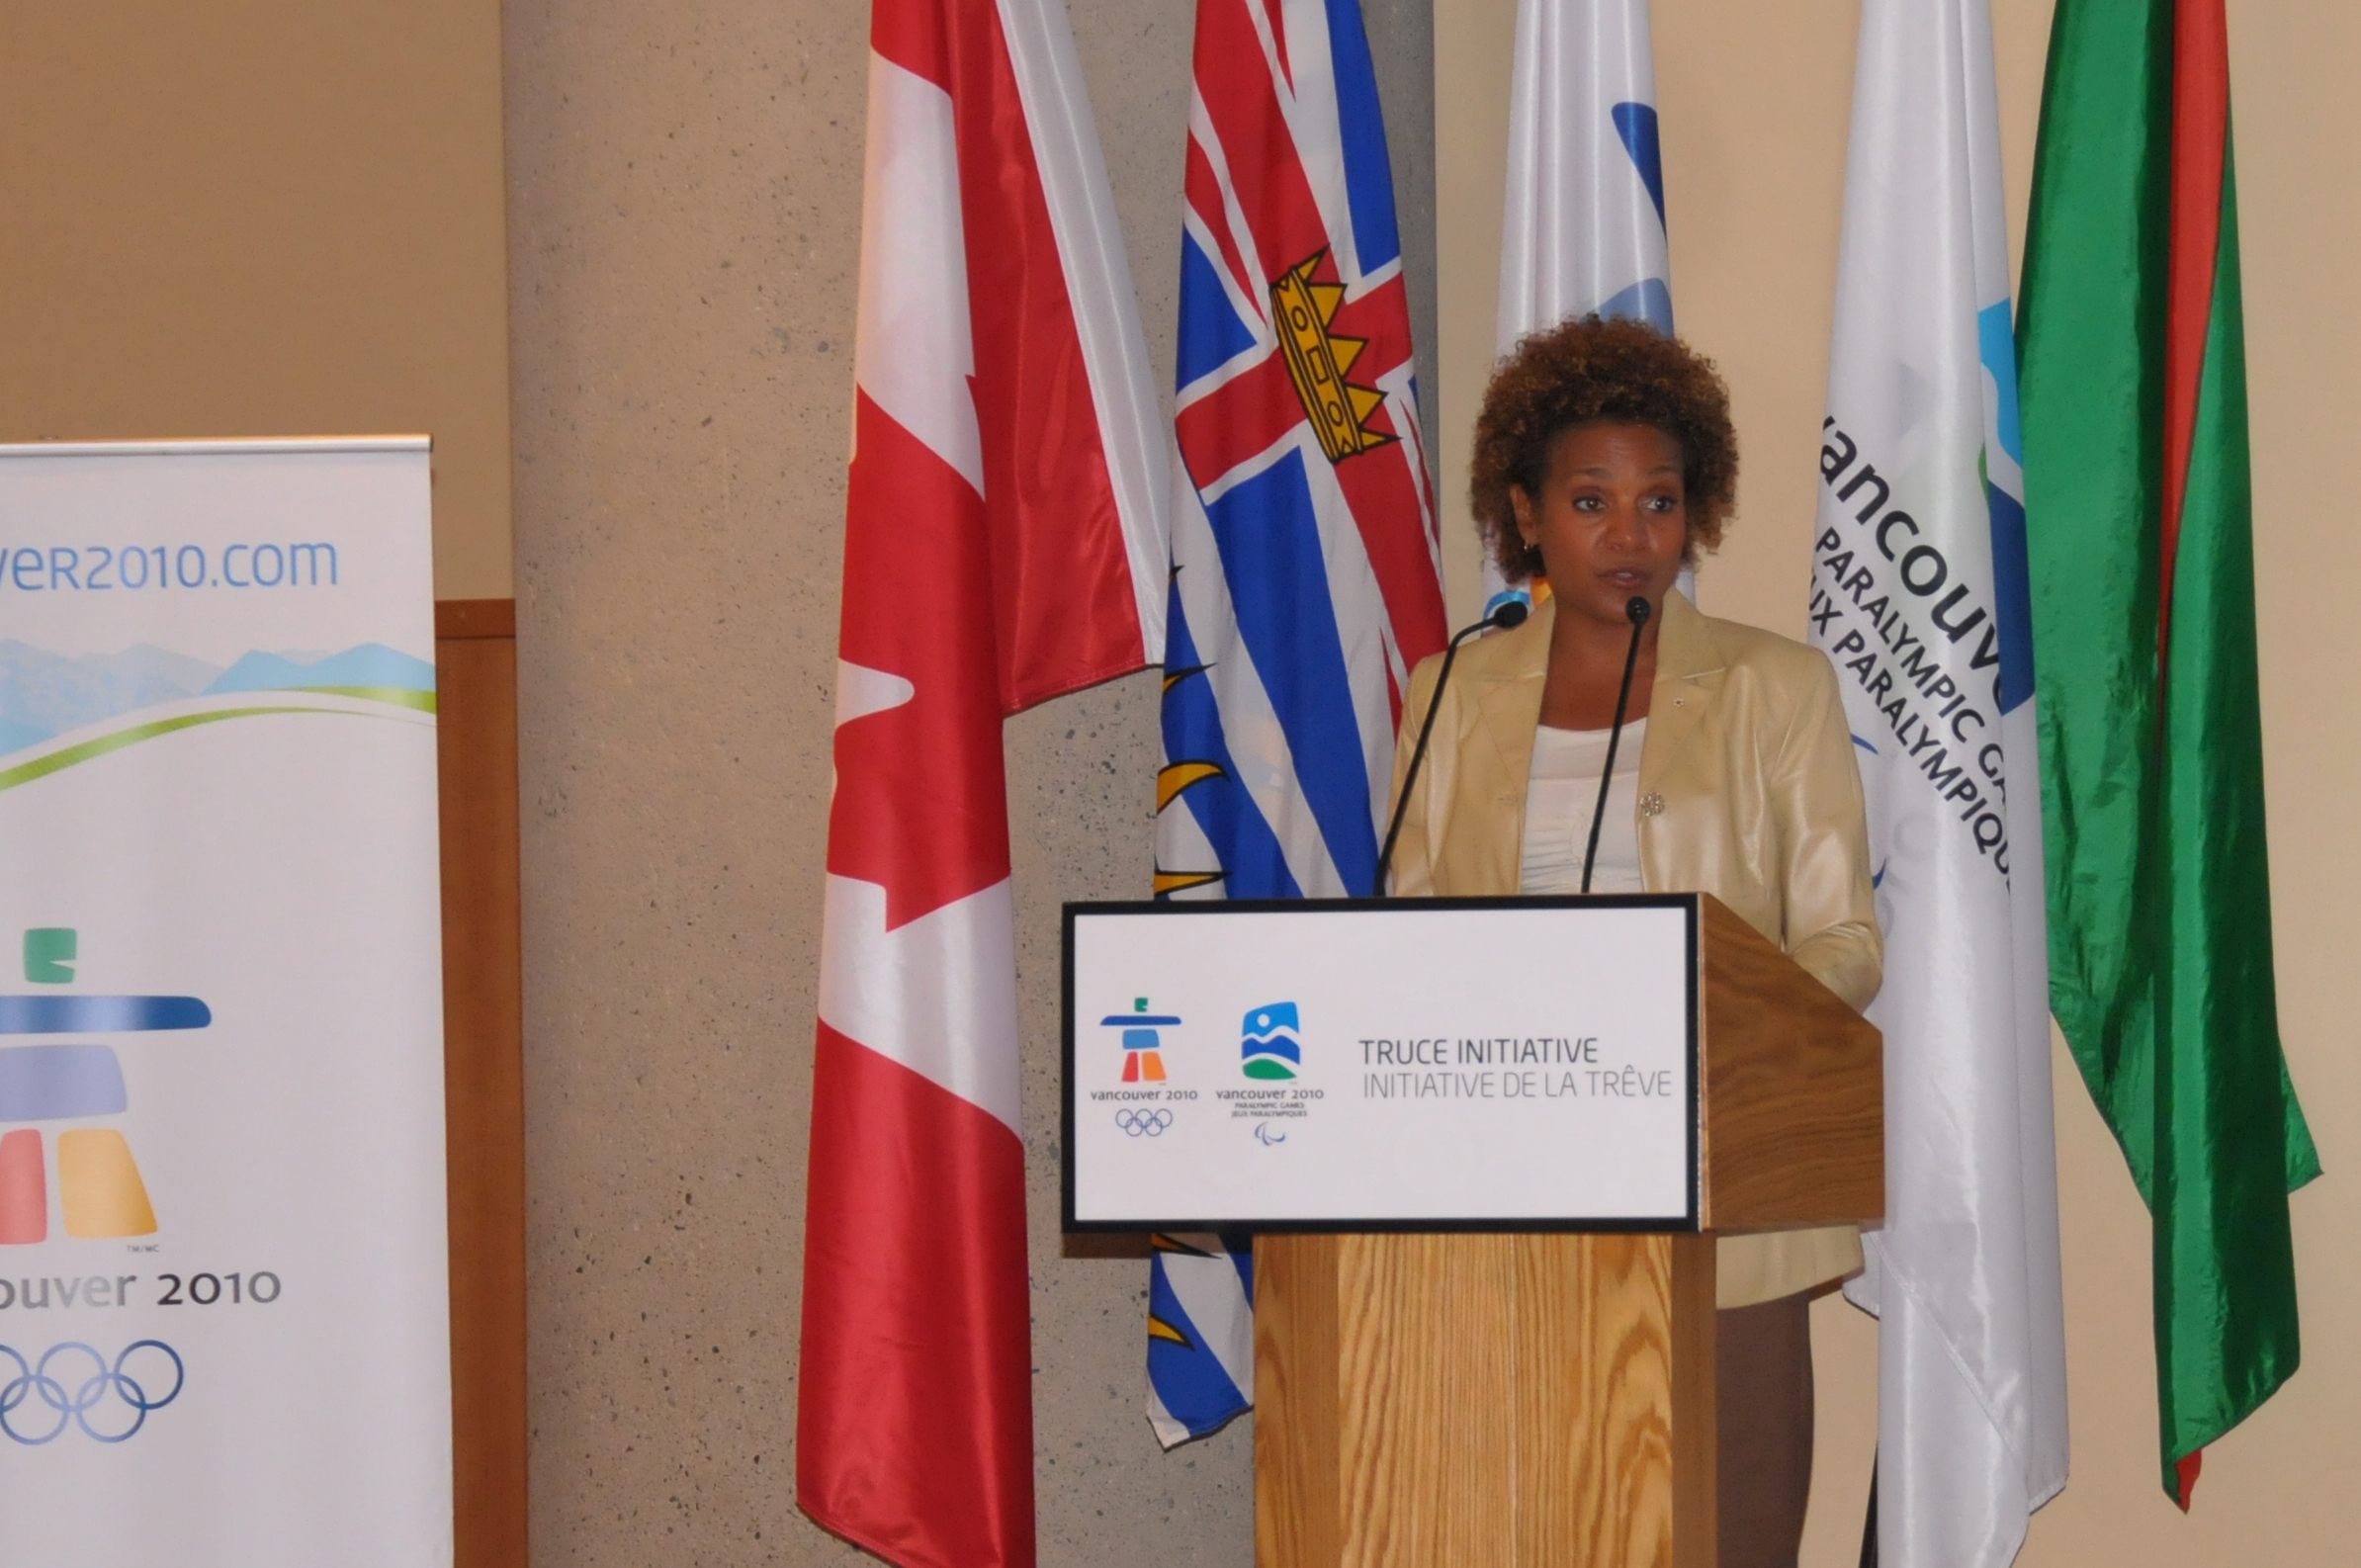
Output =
[
  {"x1": 1256, "y1": 1233, "x2": 1717, "y2": 1568},
  {"x1": 1067, "y1": 897, "x2": 1880, "y2": 1565}
]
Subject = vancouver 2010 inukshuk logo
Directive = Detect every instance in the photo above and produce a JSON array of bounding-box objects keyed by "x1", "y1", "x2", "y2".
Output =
[
  {"x1": 1090, "y1": 999, "x2": 1197, "y2": 1130},
  {"x1": 1103, "y1": 997, "x2": 1180, "y2": 1084},
  {"x1": 0, "y1": 927, "x2": 211, "y2": 1244}
]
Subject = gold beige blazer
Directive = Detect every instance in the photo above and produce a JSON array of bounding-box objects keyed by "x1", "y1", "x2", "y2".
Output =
[{"x1": 1386, "y1": 589, "x2": 1882, "y2": 1308}]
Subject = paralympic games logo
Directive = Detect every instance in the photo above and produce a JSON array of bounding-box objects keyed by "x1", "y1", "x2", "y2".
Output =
[
  {"x1": 1115, "y1": 1108, "x2": 1173, "y2": 1137},
  {"x1": 0, "y1": 1340, "x2": 183, "y2": 1444},
  {"x1": 1241, "y1": 1002, "x2": 1302, "y2": 1080}
]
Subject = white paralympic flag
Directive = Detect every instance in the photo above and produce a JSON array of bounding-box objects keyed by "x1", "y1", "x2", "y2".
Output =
[
  {"x1": 1497, "y1": 0, "x2": 1672, "y2": 341},
  {"x1": 1809, "y1": 3, "x2": 2068, "y2": 1564},
  {"x1": 1487, "y1": 0, "x2": 1677, "y2": 612}
]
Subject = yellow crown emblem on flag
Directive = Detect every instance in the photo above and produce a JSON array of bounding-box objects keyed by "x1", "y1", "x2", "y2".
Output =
[{"x1": 1271, "y1": 251, "x2": 1393, "y2": 465}]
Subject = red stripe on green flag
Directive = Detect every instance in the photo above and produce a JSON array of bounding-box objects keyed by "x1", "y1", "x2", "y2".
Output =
[
  {"x1": 2019, "y1": 0, "x2": 2320, "y2": 1512},
  {"x1": 2157, "y1": 0, "x2": 2227, "y2": 657}
]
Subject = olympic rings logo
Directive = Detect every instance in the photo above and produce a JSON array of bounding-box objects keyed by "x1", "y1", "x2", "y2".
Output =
[
  {"x1": 0, "y1": 1341, "x2": 184, "y2": 1445},
  {"x1": 1115, "y1": 1108, "x2": 1174, "y2": 1136}
]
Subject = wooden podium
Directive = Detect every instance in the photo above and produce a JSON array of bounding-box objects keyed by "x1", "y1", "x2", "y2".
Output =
[
  {"x1": 1252, "y1": 899, "x2": 1880, "y2": 1568},
  {"x1": 1061, "y1": 893, "x2": 1881, "y2": 1568}
]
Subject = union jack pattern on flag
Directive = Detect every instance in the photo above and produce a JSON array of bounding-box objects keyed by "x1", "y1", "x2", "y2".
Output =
[
  {"x1": 1145, "y1": 0, "x2": 1448, "y2": 1446},
  {"x1": 797, "y1": 0, "x2": 1167, "y2": 1558}
]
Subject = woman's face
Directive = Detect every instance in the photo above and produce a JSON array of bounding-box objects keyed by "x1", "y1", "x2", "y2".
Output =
[{"x1": 1511, "y1": 422, "x2": 1690, "y2": 630}]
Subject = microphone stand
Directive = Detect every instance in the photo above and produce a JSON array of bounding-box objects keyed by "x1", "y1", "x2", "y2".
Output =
[
  {"x1": 1370, "y1": 599, "x2": 1529, "y2": 897},
  {"x1": 1579, "y1": 596, "x2": 1653, "y2": 893}
]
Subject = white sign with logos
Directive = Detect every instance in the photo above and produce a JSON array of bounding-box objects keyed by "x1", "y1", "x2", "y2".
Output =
[
  {"x1": 1063, "y1": 899, "x2": 1697, "y2": 1230},
  {"x1": 0, "y1": 440, "x2": 448, "y2": 1564}
]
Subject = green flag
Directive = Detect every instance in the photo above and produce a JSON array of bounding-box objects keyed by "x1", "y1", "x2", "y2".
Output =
[{"x1": 2018, "y1": 0, "x2": 2320, "y2": 1510}]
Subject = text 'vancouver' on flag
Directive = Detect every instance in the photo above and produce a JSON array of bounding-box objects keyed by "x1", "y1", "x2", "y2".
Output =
[
  {"x1": 1810, "y1": 2, "x2": 2067, "y2": 1564},
  {"x1": 2019, "y1": 0, "x2": 2318, "y2": 1509},
  {"x1": 1143, "y1": 0, "x2": 1447, "y2": 1446},
  {"x1": 796, "y1": 0, "x2": 1167, "y2": 1560}
]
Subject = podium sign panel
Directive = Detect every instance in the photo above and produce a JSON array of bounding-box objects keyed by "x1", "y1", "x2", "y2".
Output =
[{"x1": 1062, "y1": 897, "x2": 1698, "y2": 1231}]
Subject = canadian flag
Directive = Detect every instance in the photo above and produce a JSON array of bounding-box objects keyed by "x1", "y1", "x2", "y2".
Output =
[{"x1": 796, "y1": 0, "x2": 1165, "y2": 1562}]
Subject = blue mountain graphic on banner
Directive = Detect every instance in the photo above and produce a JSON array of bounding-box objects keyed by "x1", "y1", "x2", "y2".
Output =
[
  {"x1": 207, "y1": 644, "x2": 435, "y2": 696},
  {"x1": 0, "y1": 642, "x2": 436, "y2": 757},
  {"x1": 0, "y1": 642, "x2": 224, "y2": 742}
]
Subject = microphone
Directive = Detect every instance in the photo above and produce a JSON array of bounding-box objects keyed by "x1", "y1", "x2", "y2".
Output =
[
  {"x1": 1579, "y1": 596, "x2": 1652, "y2": 894},
  {"x1": 1370, "y1": 598, "x2": 1530, "y2": 897}
]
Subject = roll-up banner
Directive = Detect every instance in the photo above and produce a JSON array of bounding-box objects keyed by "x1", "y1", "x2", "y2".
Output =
[{"x1": 0, "y1": 440, "x2": 450, "y2": 1563}]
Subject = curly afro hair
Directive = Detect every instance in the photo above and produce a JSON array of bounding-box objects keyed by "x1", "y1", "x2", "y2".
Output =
[{"x1": 1469, "y1": 316, "x2": 1738, "y2": 582}]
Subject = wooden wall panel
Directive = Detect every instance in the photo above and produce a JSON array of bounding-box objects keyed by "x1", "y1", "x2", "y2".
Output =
[{"x1": 437, "y1": 599, "x2": 525, "y2": 1567}]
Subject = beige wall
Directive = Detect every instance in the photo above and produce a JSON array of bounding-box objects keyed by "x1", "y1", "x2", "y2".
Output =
[
  {"x1": 0, "y1": 1, "x2": 514, "y2": 599},
  {"x1": 1438, "y1": 2, "x2": 2359, "y2": 1564}
]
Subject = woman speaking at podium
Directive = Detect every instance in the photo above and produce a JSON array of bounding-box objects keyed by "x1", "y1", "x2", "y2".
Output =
[{"x1": 1384, "y1": 317, "x2": 1880, "y2": 1568}]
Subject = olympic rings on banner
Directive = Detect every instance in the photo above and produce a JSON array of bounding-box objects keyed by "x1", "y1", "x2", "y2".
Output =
[
  {"x1": 0, "y1": 1341, "x2": 184, "y2": 1444},
  {"x1": 1115, "y1": 1108, "x2": 1174, "y2": 1136}
]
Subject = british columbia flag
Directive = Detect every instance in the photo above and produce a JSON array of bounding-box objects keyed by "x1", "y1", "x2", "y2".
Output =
[{"x1": 1145, "y1": 0, "x2": 1447, "y2": 1446}]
